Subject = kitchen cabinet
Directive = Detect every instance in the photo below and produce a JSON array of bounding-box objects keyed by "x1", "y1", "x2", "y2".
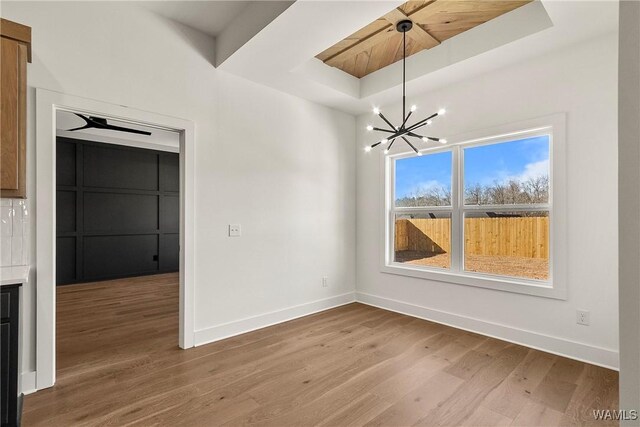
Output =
[{"x1": 1, "y1": 18, "x2": 31, "y2": 198}]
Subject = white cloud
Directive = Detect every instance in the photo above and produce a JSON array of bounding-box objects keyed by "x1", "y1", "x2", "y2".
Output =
[{"x1": 508, "y1": 159, "x2": 549, "y2": 183}]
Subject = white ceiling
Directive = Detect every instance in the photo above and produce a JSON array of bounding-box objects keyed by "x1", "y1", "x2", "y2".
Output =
[
  {"x1": 135, "y1": 1, "x2": 252, "y2": 37},
  {"x1": 215, "y1": 0, "x2": 619, "y2": 115},
  {"x1": 131, "y1": 0, "x2": 619, "y2": 116}
]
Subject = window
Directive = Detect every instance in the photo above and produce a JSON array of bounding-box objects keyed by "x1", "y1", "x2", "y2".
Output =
[
  {"x1": 462, "y1": 137, "x2": 550, "y2": 281},
  {"x1": 393, "y1": 151, "x2": 452, "y2": 270},
  {"x1": 384, "y1": 118, "x2": 565, "y2": 299}
]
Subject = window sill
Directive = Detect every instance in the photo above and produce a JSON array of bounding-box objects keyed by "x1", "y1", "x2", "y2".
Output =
[{"x1": 381, "y1": 263, "x2": 566, "y2": 300}]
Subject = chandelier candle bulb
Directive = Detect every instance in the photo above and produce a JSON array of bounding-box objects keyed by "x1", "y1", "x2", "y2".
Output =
[
  {"x1": 364, "y1": 146, "x2": 372, "y2": 152},
  {"x1": 365, "y1": 20, "x2": 449, "y2": 156},
  {"x1": 440, "y1": 139, "x2": 447, "y2": 144}
]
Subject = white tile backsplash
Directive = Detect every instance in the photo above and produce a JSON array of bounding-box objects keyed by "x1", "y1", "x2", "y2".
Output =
[
  {"x1": 0, "y1": 237, "x2": 11, "y2": 266},
  {"x1": 0, "y1": 199, "x2": 29, "y2": 267},
  {"x1": 11, "y1": 236, "x2": 23, "y2": 265},
  {"x1": 0, "y1": 206, "x2": 12, "y2": 236}
]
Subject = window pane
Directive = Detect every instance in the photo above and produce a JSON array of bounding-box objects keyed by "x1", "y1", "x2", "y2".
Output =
[
  {"x1": 395, "y1": 151, "x2": 452, "y2": 207},
  {"x1": 394, "y1": 212, "x2": 451, "y2": 269},
  {"x1": 464, "y1": 211, "x2": 549, "y2": 280},
  {"x1": 464, "y1": 136, "x2": 550, "y2": 205}
]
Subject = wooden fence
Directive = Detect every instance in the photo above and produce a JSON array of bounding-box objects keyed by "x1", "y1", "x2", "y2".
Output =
[{"x1": 395, "y1": 216, "x2": 549, "y2": 259}]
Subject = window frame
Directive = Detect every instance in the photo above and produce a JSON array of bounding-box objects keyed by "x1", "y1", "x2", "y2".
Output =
[{"x1": 380, "y1": 114, "x2": 567, "y2": 299}]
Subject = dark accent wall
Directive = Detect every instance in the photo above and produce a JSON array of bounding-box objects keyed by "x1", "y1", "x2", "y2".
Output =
[{"x1": 56, "y1": 137, "x2": 179, "y2": 285}]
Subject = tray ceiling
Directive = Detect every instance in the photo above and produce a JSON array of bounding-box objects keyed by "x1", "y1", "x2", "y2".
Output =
[{"x1": 316, "y1": 0, "x2": 532, "y2": 78}]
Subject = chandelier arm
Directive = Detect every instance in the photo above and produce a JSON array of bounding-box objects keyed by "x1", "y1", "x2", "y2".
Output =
[
  {"x1": 401, "y1": 136, "x2": 420, "y2": 154},
  {"x1": 407, "y1": 131, "x2": 426, "y2": 139},
  {"x1": 407, "y1": 131, "x2": 443, "y2": 143},
  {"x1": 401, "y1": 110, "x2": 413, "y2": 129},
  {"x1": 370, "y1": 140, "x2": 384, "y2": 148},
  {"x1": 377, "y1": 112, "x2": 397, "y2": 130},
  {"x1": 384, "y1": 121, "x2": 428, "y2": 141},
  {"x1": 406, "y1": 112, "x2": 439, "y2": 132},
  {"x1": 373, "y1": 127, "x2": 395, "y2": 133},
  {"x1": 387, "y1": 138, "x2": 397, "y2": 151},
  {"x1": 398, "y1": 121, "x2": 429, "y2": 137}
]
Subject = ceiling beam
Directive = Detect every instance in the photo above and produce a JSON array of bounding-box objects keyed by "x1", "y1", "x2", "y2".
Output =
[{"x1": 383, "y1": 8, "x2": 440, "y2": 49}]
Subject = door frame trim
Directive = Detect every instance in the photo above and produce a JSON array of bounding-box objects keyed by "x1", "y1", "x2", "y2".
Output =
[{"x1": 35, "y1": 88, "x2": 196, "y2": 389}]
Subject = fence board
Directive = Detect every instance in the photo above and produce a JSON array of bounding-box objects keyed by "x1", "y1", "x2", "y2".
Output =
[{"x1": 394, "y1": 216, "x2": 549, "y2": 259}]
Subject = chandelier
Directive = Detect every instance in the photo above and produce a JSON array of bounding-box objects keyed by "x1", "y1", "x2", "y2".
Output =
[{"x1": 365, "y1": 20, "x2": 447, "y2": 156}]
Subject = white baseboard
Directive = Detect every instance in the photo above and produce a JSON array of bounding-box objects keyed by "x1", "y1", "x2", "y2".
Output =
[
  {"x1": 356, "y1": 292, "x2": 619, "y2": 370},
  {"x1": 20, "y1": 371, "x2": 37, "y2": 395},
  {"x1": 194, "y1": 292, "x2": 356, "y2": 347}
]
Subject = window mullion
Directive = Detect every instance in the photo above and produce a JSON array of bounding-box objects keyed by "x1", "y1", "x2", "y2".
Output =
[{"x1": 451, "y1": 146, "x2": 462, "y2": 274}]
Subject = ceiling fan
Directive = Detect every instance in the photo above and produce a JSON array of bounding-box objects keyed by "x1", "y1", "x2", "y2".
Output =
[{"x1": 66, "y1": 113, "x2": 152, "y2": 136}]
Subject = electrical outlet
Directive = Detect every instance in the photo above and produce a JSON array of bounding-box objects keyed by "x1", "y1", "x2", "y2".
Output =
[
  {"x1": 322, "y1": 277, "x2": 328, "y2": 288},
  {"x1": 577, "y1": 310, "x2": 590, "y2": 326},
  {"x1": 229, "y1": 224, "x2": 241, "y2": 237}
]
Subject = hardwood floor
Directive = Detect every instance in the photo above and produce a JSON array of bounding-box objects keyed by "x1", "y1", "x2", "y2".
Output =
[{"x1": 23, "y1": 273, "x2": 618, "y2": 426}]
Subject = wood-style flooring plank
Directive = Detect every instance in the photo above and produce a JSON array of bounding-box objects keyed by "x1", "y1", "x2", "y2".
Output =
[{"x1": 23, "y1": 274, "x2": 619, "y2": 426}]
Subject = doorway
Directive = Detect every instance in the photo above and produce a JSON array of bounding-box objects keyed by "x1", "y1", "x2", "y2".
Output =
[
  {"x1": 54, "y1": 112, "x2": 182, "y2": 377},
  {"x1": 55, "y1": 134, "x2": 180, "y2": 284},
  {"x1": 35, "y1": 89, "x2": 195, "y2": 390}
]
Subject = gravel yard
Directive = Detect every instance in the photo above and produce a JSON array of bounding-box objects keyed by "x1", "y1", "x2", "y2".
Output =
[{"x1": 395, "y1": 251, "x2": 548, "y2": 280}]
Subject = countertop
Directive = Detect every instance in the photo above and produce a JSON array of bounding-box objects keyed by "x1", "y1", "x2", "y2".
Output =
[{"x1": 0, "y1": 265, "x2": 29, "y2": 287}]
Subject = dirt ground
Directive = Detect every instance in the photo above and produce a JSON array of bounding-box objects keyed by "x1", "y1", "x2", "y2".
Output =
[{"x1": 395, "y1": 251, "x2": 549, "y2": 280}]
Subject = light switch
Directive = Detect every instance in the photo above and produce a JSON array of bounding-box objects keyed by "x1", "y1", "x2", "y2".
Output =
[{"x1": 229, "y1": 224, "x2": 241, "y2": 237}]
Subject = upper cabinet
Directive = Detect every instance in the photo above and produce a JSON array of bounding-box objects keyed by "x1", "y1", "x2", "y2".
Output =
[{"x1": 1, "y1": 18, "x2": 31, "y2": 199}]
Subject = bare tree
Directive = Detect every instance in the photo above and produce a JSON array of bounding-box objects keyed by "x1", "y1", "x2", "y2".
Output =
[
  {"x1": 488, "y1": 181, "x2": 508, "y2": 205},
  {"x1": 465, "y1": 183, "x2": 486, "y2": 205},
  {"x1": 396, "y1": 175, "x2": 549, "y2": 207}
]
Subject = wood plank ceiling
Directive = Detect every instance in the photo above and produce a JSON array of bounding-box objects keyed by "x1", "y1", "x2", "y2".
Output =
[{"x1": 316, "y1": 0, "x2": 532, "y2": 78}]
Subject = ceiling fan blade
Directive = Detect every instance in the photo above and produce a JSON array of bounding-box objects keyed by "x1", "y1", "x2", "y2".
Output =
[
  {"x1": 66, "y1": 113, "x2": 151, "y2": 136},
  {"x1": 66, "y1": 125, "x2": 92, "y2": 132},
  {"x1": 65, "y1": 113, "x2": 92, "y2": 131}
]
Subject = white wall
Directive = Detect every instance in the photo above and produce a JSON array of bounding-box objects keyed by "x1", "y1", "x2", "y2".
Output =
[
  {"x1": 1, "y1": 1, "x2": 356, "y2": 385},
  {"x1": 618, "y1": 0, "x2": 640, "y2": 417},
  {"x1": 356, "y1": 34, "x2": 620, "y2": 368}
]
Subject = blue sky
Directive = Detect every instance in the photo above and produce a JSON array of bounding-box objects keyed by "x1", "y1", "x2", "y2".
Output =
[{"x1": 395, "y1": 136, "x2": 549, "y2": 199}]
